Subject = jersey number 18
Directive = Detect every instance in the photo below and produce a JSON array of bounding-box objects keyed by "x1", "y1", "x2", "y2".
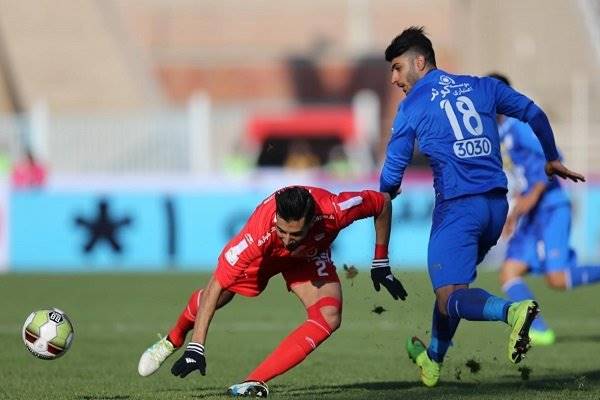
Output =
[{"x1": 441, "y1": 96, "x2": 491, "y2": 158}]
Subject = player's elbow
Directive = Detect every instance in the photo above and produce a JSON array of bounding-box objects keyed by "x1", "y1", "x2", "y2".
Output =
[{"x1": 523, "y1": 102, "x2": 545, "y2": 123}]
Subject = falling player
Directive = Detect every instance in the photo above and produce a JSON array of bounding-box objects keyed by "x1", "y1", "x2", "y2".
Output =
[{"x1": 137, "y1": 186, "x2": 407, "y2": 397}]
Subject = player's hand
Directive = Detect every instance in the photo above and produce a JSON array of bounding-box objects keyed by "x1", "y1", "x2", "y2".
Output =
[
  {"x1": 171, "y1": 342, "x2": 206, "y2": 378},
  {"x1": 371, "y1": 259, "x2": 407, "y2": 300},
  {"x1": 545, "y1": 160, "x2": 585, "y2": 182}
]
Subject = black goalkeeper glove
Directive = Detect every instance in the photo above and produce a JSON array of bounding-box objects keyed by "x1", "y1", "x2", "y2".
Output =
[
  {"x1": 371, "y1": 258, "x2": 407, "y2": 301},
  {"x1": 171, "y1": 342, "x2": 206, "y2": 378}
]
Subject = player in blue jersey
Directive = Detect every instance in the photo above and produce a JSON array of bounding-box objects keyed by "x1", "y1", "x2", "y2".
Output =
[
  {"x1": 489, "y1": 73, "x2": 600, "y2": 347},
  {"x1": 380, "y1": 27, "x2": 585, "y2": 387}
]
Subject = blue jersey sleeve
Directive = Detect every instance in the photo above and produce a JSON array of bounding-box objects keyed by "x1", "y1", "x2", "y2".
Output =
[
  {"x1": 379, "y1": 110, "x2": 416, "y2": 198},
  {"x1": 493, "y1": 79, "x2": 559, "y2": 161},
  {"x1": 521, "y1": 152, "x2": 549, "y2": 190}
]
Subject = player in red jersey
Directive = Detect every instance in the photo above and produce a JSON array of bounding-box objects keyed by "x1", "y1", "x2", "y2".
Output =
[{"x1": 138, "y1": 186, "x2": 406, "y2": 397}]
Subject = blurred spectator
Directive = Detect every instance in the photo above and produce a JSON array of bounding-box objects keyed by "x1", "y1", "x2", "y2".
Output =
[
  {"x1": 0, "y1": 151, "x2": 10, "y2": 176},
  {"x1": 11, "y1": 148, "x2": 47, "y2": 189},
  {"x1": 223, "y1": 141, "x2": 254, "y2": 175},
  {"x1": 284, "y1": 140, "x2": 319, "y2": 170},
  {"x1": 325, "y1": 144, "x2": 353, "y2": 179}
]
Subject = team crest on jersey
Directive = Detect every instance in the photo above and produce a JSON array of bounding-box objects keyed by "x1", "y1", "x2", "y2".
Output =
[{"x1": 431, "y1": 75, "x2": 473, "y2": 101}]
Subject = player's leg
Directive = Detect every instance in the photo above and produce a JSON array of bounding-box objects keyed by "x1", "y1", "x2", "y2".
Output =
[
  {"x1": 501, "y1": 259, "x2": 552, "y2": 341},
  {"x1": 244, "y1": 280, "x2": 342, "y2": 384},
  {"x1": 227, "y1": 255, "x2": 341, "y2": 397},
  {"x1": 542, "y1": 205, "x2": 600, "y2": 290},
  {"x1": 431, "y1": 194, "x2": 511, "y2": 329},
  {"x1": 483, "y1": 192, "x2": 540, "y2": 361},
  {"x1": 407, "y1": 196, "x2": 478, "y2": 387},
  {"x1": 138, "y1": 288, "x2": 235, "y2": 376},
  {"x1": 407, "y1": 289, "x2": 462, "y2": 387}
]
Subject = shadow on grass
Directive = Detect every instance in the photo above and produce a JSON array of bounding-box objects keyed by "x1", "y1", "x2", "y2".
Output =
[
  {"x1": 556, "y1": 334, "x2": 600, "y2": 344},
  {"x1": 134, "y1": 370, "x2": 600, "y2": 399},
  {"x1": 270, "y1": 369, "x2": 600, "y2": 400}
]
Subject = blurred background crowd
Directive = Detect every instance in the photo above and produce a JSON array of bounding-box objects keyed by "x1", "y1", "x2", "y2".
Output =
[{"x1": 0, "y1": 0, "x2": 599, "y2": 271}]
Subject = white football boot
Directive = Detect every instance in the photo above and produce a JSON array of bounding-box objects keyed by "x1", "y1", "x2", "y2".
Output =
[
  {"x1": 227, "y1": 381, "x2": 269, "y2": 397},
  {"x1": 138, "y1": 335, "x2": 176, "y2": 376}
]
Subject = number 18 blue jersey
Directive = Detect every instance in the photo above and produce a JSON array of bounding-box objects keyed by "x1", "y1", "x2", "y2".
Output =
[{"x1": 380, "y1": 69, "x2": 543, "y2": 201}]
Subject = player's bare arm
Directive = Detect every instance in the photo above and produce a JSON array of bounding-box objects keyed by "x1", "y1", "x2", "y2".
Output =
[
  {"x1": 513, "y1": 182, "x2": 546, "y2": 216},
  {"x1": 170, "y1": 276, "x2": 223, "y2": 378},
  {"x1": 502, "y1": 182, "x2": 546, "y2": 238},
  {"x1": 374, "y1": 192, "x2": 392, "y2": 247},
  {"x1": 371, "y1": 192, "x2": 408, "y2": 300},
  {"x1": 190, "y1": 275, "x2": 223, "y2": 345}
]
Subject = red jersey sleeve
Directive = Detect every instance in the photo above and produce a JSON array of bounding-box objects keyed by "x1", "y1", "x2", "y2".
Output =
[
  {"x1": 332, "y1": 190, "x2": 386, "y2": 230},
  {"x1": 214, "y1": 202, "x2": 272, "y2": 290}
]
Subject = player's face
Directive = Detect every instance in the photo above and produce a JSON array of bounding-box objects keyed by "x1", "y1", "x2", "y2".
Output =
[
  {"x1": 390, "y1": 53, "x2": 421, "y2": 95},
  {"x1": 275, "y1": 215, "x2": 312, "y2": 250}
]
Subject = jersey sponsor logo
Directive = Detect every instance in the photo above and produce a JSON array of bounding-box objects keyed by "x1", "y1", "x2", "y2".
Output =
[
  {"x1": 257, "y1": 228, "x2": 274, "y2": 247},
  {"x1": 453, "y1": 137, "x2": 492, "y2": 158},
  {"x1": 225, "y1": 237, "x2": 250, "y2": 266},
  {"x1": 431, "y1": 75, "x2": 473, "y2": 101},
  {"x1": 337, "y1": 196, "x2": 363, "y2": 211},
  {"x1": 314, "y1": 214, "x2": 335, "y2": 222}
]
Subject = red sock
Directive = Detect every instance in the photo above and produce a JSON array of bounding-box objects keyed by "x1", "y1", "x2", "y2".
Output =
[
  {"x1": 246, "y1": 319, "x2": 330, "y2": 382},
  {"x1": 167, "y1": 289, "x2": 202, "y2": 348},
  {"x1": 246, "y1": 297, "x2": 340, "y2": 383}
]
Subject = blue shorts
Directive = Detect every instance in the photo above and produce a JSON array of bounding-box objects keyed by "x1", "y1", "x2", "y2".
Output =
[
  {"x1": 428, "y1": 190, "x2": 508, "y2": 290},
  {"x1": 505, "y1": 202, "x2": 576, "y2": 274}
]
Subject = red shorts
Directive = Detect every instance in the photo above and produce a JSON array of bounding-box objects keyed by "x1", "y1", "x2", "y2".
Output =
[{"x1": 214, "y1": 252, "x2": 340, "y2": 297}]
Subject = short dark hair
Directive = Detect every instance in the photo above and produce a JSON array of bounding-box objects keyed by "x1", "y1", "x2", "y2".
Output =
[
  {"x1": 487, "y1": 72, "x2": 511, "y2": 87},
  {"x1": 275, "y1": 186, "x2": 315, "y2": 223},
  {"x1": 385, "y1": 26, "x2": 436, "y2": 66}
]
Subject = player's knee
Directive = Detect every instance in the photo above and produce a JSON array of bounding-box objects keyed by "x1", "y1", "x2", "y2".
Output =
[
  {"x1": 321, "y1": 306, "x2": 342, "y2": 331},
  {"x1": 307, "y1": 297, "x2": 342, "y2": 332},
  {"x1": 545, "y1": 273, "x2": 567, "y2": 290},
  {"x1": 436, "y1": 296, "x2": 449, "y2": 317},
  {"x1": 499, "y1": 262, "x2": 526, "y2": 285}
]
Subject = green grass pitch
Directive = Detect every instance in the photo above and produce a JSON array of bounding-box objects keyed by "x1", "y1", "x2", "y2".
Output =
[{"x1": 1, "y1": 270, "x2": 599, "y2": 399}]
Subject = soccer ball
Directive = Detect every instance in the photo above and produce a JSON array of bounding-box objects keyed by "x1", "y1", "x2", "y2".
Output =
[{"x1": 22, "y1": 308, "x2": 74, "y2": 359}]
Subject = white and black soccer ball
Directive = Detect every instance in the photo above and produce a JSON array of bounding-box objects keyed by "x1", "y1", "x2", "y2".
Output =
[{"x1": 22, "y1": 308, "x2": 74, "y2": 359}]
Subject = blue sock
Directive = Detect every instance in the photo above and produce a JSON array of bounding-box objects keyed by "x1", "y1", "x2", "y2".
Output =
[
  {"x1": 447, "y1": 288, "x2": 512, "y2": 322},
  {"x1": 503, "y1": 278, "x2": 549, "y2": 331},
  {"x1": 427, "y1": 302, "x2": 460, "y2": 363},
  {"x1": 567, "y1": 265, "x2": 600, "y2": 288}
]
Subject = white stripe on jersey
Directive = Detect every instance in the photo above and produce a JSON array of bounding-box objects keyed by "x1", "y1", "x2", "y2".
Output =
[{"x1": 337, "y1": 196, "x2": 363, "y2": 211}]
